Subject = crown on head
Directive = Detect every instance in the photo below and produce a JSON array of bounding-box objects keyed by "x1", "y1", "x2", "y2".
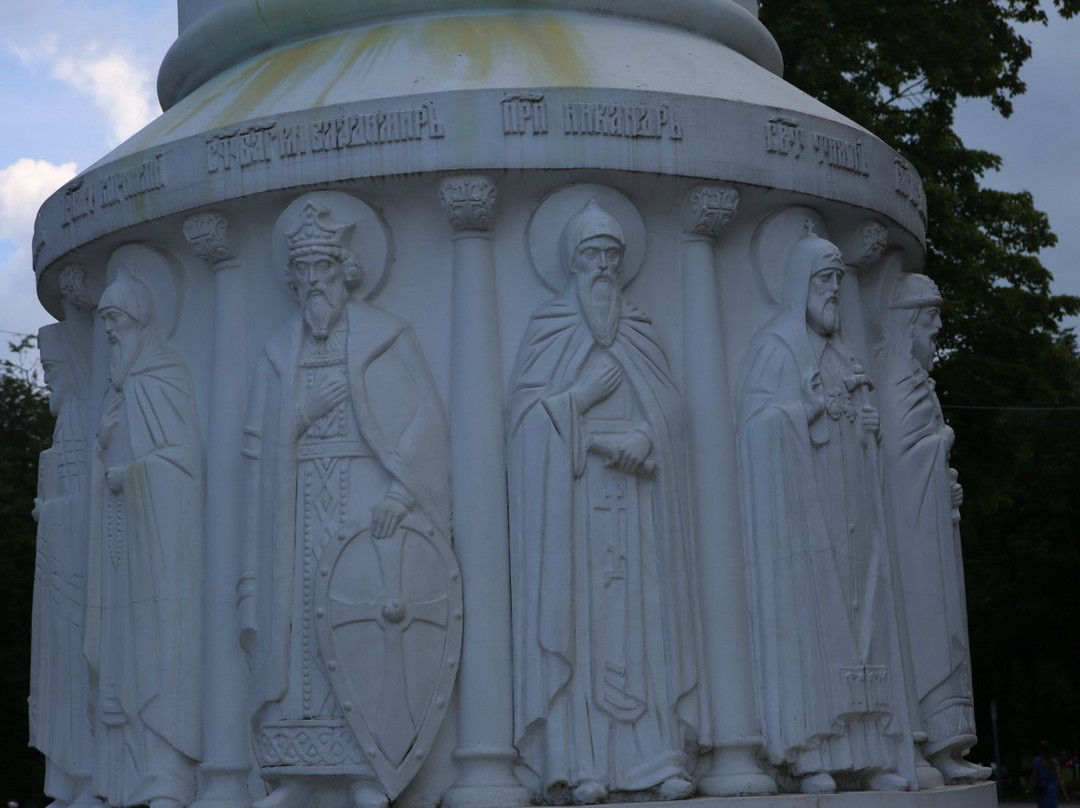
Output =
[{"x1": 285, "y1": 202, "x2": 352, "y2": 253}]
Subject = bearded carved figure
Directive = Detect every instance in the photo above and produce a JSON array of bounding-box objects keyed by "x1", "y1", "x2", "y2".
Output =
[
  {"x1": 737, "y1": 230, "x2": 914, "y2": 794},
  {"x1": 877, "y1": 273, "x2": 990, "y2": 785},
  {"x1": 90, "y1": 273, "x2": 205, "y2": 808},
  {"x1": 240, "y1": 195, "x2": 457, "y2": 808},
  {"x1": 507, "y1": 199, "x2": 704, "y2": 804},
  {"x1": 30, "y1": 322, "x2": 97, "y2": 807}
]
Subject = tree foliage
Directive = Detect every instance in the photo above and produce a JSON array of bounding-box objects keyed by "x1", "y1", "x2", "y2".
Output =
[
  {"x1": 0, "y1": 338, "x2": 52, "y2": 804},
  {"x1": 760, "y1": 0, "x2": 1080, "y2": 776}
]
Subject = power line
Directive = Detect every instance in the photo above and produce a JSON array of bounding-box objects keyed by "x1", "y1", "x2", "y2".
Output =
[{"x1": 942, "y1": 404, "x2": 1080, "y2": 412}]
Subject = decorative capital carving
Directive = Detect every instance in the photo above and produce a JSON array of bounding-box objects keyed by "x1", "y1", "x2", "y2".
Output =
[
  {"x1": 684, "y1": 185, "x2": 739, "y2": 239},
  {"x1": 849, "y1": 220, "x2": 889, "y2": 270},
  {"x1": 439, "y1": 176, "x2": 497, "y2": 232},
  {"x1": 183, "y1": 211, "x2": 235, "y2": 264},
  {"x1": 58, "y1": 264, "x2": 94, "y2": 311}
]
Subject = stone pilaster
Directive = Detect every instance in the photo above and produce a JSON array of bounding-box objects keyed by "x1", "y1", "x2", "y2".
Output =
[
  {"x1": 183, "y1": 211, "x2": 252, "y2": 808},
  {"x1": 680, "y1": 186, "x2": 777, "y2": 796},
  {"x1": 439, "y1": 177, "x2": 528, "y2": 808}
]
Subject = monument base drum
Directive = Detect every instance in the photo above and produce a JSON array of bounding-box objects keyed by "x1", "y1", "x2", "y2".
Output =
[{"x1": 28, "y1": 1, "x2": 992, "y2": 807}]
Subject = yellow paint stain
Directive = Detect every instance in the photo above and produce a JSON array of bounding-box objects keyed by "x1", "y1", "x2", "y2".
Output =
[
  {"x1": 407, "y1": 13, "x2": 590, "y2": 86},
  {"x1": 113, "y1": 10, "x2": 595, "y2": 155}
]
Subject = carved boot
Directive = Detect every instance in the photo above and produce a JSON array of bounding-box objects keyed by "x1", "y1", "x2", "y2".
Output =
[
  {"x1": 572, "y1": 780, "x2": 608, "y2": 804},
  {"x1": 254, "y1": 779, "x2": 313, "y2": 808},
  {"x1": 866, "y1": 771, "x2": 911, "y2": 791},
  {"x1": 350, "y1": 778, "x2": 389, "y2": 808},
  {"x1": 799, "y1": 772, "x2": 837, "y2": 794},
  {"x1": 657, "y1": 775, "x2": 694, "y2": 800},
  {"x1": 930, "y1": 749, "x2": 992, "y2": 784}
]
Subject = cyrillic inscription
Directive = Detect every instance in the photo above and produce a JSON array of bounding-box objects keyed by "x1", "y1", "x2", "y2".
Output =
[
  {"x1": 894, "y1": 158, "x2": 928, "y2": 224},
  {"x1": 562, "y1": 101, "x2": 683, "y2": 140},
  {"x1": 99, "y1": 155, "x2": 167, "y2": 208},
  {"x1": 207, "y1": 122, "x2": 276, "y2": 173},
  {"x1": 764, "y1": 117, "x2": 804, "y2": 157},
  {"x1": 61, "y1": 179, "x2": 95, "y2": 226},
  {"x1": 503, "y1": 93, "x2": 549, "y2": 135},
  {"x1": 206, "y1": 102, "x2": 445, "y2": 173},
  {"x1": 812, "y1": 133, "x2": 869, "y2": 176},
  {"x1": 61, "y1": 155, "x2": 166, "y2": 226}
]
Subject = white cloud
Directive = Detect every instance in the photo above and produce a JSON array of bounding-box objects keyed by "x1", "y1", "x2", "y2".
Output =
[
  {"x1": 11, "y1": 37, "x2": 157, "y2": 146},
  {"x1": 0, "y1": 157, "x2": 77, "y2": 241},
  {"x1": 0, "y1": 158, "x2": 77, "y2": 351}
]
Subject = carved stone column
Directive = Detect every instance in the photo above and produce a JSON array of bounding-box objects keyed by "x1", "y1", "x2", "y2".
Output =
[
  {"x1": 438, "y1": 177, "x2": 527, "y2": 808},
  {"x1": 838, "y1": 220, "x2": 889, "y2": 361},
  {"x1": 680, "y1": 186, "x2": 776, "y2": 796},
  {"x1": 182, "y1": 211, "x2": 252, "y2": 808}
]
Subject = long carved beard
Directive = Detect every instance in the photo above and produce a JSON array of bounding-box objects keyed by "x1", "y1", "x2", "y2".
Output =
[
  {"x1": 811, "y1": 298, "x2": 841, "y2": 337},
  {"x1": 303, "y1": 294, "x2": 341, "y2": 340},
  {"x1": 578, "y1": 276, "x2": 620, "y2": 348},
  {"x1": 108, "y1": 337, "x2": 139, "y2": 391}
]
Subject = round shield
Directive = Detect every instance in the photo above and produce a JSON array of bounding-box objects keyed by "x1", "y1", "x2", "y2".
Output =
[{"x1": 314, "y1": 517, "x2": 462, "y2": 798}]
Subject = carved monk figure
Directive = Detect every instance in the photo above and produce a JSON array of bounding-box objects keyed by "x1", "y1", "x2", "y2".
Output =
[
  {"x1": 240, "y1": 199, "x2": 451, "y2": 808},
  {"x1": 30, "y1": 322, "x2": 97, "y2": 807},
  {"x1": 89, "y1": 274, "x2": 204, "y2": 807},
  {"x1": 878, "y1": 273, "x2": 989, "y2": 783},
  {"x1": 737, "y1": 231, "x2": 912, "y2": 794},
  {"x1": 508, "y1": 200, "x2": 702, "y2": 804}
]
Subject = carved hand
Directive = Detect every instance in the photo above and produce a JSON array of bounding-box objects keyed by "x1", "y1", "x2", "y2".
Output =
[
  {"x1": 106, "y1": 466, "x2": 125, "y2": 494},
  {"x1": 574, "y1": 362, "x2": 622, "y2": 411},
  {"x1": 607, "y1": 430, "x2": 653, "y2": 476},
  {"x1": 300, "y1": 377, "x2": 349, "y2": 427},
  {"x1": 859, "y1": 405, "x2": 880, "y2": 440},
  {"x1": 371, "y1": 496, "x2": 409, "y2": 539},
  {"x1": 801, "y1": 369, "x2": 825, "y2": 423},
  {"x1": 31, "y1": 497, "x2": 42, "y2": 522},
  {"x1": 950, "y1": 468, "x2": 964, "y2": 507}
]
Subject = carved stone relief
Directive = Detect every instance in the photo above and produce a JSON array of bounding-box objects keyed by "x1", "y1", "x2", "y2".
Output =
[
  {"x1": 508, "y1": 191, "x2": 703, "y2": 804},
  {"x1": 31, "y1": 318, "x2": 97, "y2": 807},
  {"x1": 89, "y1": 262, "x2": 205, "y2": 808},
  {"x1": 737, "y1": 228, "x2": 914, "y2": 794},
  {"x1": 877, "y1": 273, "x2": 991, "y2": 786},
  {"x1": 239, "y1": 192, "x2": 458, "y2": 808}
]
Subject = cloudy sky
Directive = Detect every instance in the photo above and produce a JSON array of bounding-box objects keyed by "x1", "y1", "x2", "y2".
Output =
[{"x1": 1, "y1": 1, "x2": 1078, "y2": 366}]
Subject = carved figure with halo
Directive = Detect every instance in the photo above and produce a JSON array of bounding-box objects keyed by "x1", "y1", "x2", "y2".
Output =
[
  {"x1": 239, "y1": 192, "x2": 457, "y2": 808},
  {"x1": 508, "y1": 195, "x2": 704, "y2": 804}
]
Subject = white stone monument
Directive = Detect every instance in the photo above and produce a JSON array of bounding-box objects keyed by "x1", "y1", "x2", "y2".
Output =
[{"x1": 28, "y1": 2, "x2": 995, "y2": 807}]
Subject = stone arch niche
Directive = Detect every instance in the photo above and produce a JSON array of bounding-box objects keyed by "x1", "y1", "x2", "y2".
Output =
[{"x1": 30, "y1": 2, "x2": 992, "y2": 808}]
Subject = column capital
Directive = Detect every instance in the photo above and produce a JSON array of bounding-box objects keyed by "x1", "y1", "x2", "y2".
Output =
[
  {"x1": 183, "y1": 210, "x2": 236, "y2": 265},
  {"x1": 439, "y1": 176, "x2": 497, "y2": 233},
  {"x1": 58, "y1": 263, "x2": 94, "y2": 311},
  {"x1": 683, "y1": 185, "x2": 739, "y2": 240},
  {"x1": 840, "y1": 219, "x2": 889, "y2": 271}
]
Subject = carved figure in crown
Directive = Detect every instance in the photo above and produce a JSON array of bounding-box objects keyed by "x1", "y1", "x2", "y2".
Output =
[
  {"x1": 240, "y1": 192, "x2": 458, "y2": 808},
  {"x1": 736, "y1": 227, "x2": 914, "y2": 793},
  {"x1": 30, "y1": 321, "x2": 100, "y2": 807},
  {"x1": 88, "y1": 269, "x2": 204, "y2": 807},
  {"x1": 877, "y1": 273, "x2": 990, "y2": 784},
  {"x1": 508, "y1": 196, "x2": 705, "y2": 804}
]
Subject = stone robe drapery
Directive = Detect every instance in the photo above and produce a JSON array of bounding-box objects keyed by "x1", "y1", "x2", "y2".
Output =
[
  {"x1": 241, "y1": 300, "x2": 451, "y2": 729},
  {"x1": 86, "y1": 336, "x2": 205, "y2": 801},
  {"x1": 507, "y1": 292, "x2": 703, "y2": 793},
  {"x1": 738, "y1": 324, "x2": 911, "y2": 779},
  {"x1": 878, "y1": 349, "x2": 975, "y2": 753},
  {"x1": 31, "y1": 395, "x2": 94, "y2": 797}
]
